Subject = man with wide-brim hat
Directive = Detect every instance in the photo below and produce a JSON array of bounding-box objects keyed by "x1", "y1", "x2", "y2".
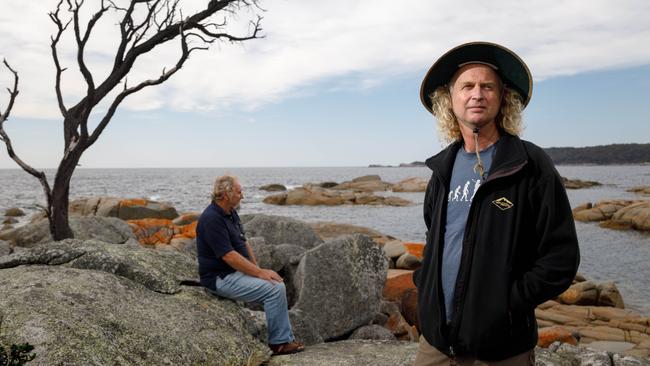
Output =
[{"x1": 412, "y1": 42, "x2": 579, "y2": 365}]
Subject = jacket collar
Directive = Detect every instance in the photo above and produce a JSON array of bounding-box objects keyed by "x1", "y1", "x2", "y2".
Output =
[
  {"x1": 425, "y1": 133, "x2": 528, "y2": 183},
  {"x1": 425, "y1": 140, "x2": 462, "y2": 185}
]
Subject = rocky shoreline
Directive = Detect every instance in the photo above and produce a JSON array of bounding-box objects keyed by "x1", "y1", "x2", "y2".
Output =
[
  {"x1": 257, "y1": 174, "x2": 650, "y2": 235},
  {"x1": 0, "y1": 197, "x2": 649, "y2": 364}
]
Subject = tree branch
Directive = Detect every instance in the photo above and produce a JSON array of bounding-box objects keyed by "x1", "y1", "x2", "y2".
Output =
[
  {"x1": 194, "y1": 15, "x2": 263, "y2": 43},
  {"x1": 87, "y1": 23, "x2": 195, "y2": 147},
  {"x1": 51, "y1": 1, "x2": 80, "y2": 149},
  {"x1": 62, "y1": 0, "x2": 264, "y2": 151},
  {"x1": 49, "y1": 0, "x2": 71, "y2": 119},
  {"x1": 112, "y1": 0, "x2": 137, "y2": 71},
  {"x1": 69, "y1": 0, "x2": 96, "y2": 94},
  {"x1": 0, "y1": 60, "x2": 18, "y2": 124},
  {"x1": 94, "y1": 0, "x2": 241, "y2": 100},
  {"x1": 132, "y1": 0, "x2": 162, "y2": 46},
  {"x1": 112, "y1": 0, "x2": 163, "y2": 74},
  {"x1": 152, "y1": 0, "x2": 175, "y2": 31},
  {"x1": 69, "y1": 0, "x2": 109, "y2": 138},
  {"x1": 0, "y1": 60, "x2": 52, "y2": 211}
]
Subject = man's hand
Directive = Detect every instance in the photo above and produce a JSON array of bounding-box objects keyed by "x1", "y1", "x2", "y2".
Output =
[
  {"x1": 222, "y1": 250, "x2": 283, "y2": 284},
  {"x1": 257, "y1": 268, "x2": 283, "y2": 284}
]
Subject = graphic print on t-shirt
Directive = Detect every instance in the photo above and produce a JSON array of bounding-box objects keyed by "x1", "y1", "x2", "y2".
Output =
[{"x1": 448, "y1": 178, "x2": 481, "y2": 203}]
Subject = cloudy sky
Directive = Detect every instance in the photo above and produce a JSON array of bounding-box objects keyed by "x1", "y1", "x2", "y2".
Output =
[{"x1": 0, "y1": 0, "x2": 649, "y2": 168}]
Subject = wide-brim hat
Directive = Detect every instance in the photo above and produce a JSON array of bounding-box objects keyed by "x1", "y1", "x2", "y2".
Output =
[{"x1": 420, "y1": 41, "x2": 533, "y2": 114}]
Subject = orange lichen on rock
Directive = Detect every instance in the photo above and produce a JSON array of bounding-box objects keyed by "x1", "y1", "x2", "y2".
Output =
[
  {"x1": 128, "y1": 218, "x2": 175, "y2": 245},
  {"x1": 537, "y1": 326, "x2": 579, "y2": 348},
  {"x1": 144, "y1": 231, "x2": 173, "y2": 245},
  {"x1": 175, "y1": 221, "x2": 198, "y2": 239},
  {"x1": 385, "y1": 310, "x2": 411, "y2": 337},
  {"x1": 403, "y1": 242, "x2": 424, "y2": 259},
  {"x1": 119, "y1": 198, "x2": 148, "y2": 207},
  {"x1": 131, "y1": 218, "x2": 173, "y2": 226},
  {"x1": 129, "y1": 218, "x2": 198, "y2": 245},
  {"x1": 384, "y1": 270, "x2": 415, "y2": 302}
]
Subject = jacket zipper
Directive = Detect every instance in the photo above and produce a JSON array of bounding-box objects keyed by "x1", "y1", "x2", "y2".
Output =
[
  {"x1": 449, "y1": 346, "x2": 458, "y2": 365},
  {"x1": 447, "y1": 198, "x2": 480, "y2": 348},
  {"x1": 433, "y1": 174, "x2": 450, "y2": 333},
  {"x1": 446, "y1": 160, "x2": 528, "y2": 353}
]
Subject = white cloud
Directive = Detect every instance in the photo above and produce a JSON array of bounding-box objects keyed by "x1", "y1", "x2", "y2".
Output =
[{"x1": 1, "y1": 0, "x2": 649, "y2": 119}]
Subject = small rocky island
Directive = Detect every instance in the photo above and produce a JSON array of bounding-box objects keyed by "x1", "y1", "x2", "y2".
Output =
[
  {"x1": 572, "y1": 185, "x2": 650, "y2": 232},
  {"x1": 262, "y1": 175, "x2": 429, "y2": 207}
]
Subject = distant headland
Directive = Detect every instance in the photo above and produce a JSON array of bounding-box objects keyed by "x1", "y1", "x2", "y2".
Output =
[
  {"x1": 369, "y1": 162, "x2": 426, "y2": 168},
  {"x1": 544, "y1": 143, "x2": 650, "y2": 165},
  {"x1": 370, "y1": 143, "x2": 650, "y2": 167}
]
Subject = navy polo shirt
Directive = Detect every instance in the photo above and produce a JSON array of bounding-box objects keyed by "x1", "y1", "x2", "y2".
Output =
[{"x1": 196, "y1": 203, "x2": 249, "y2": 290}]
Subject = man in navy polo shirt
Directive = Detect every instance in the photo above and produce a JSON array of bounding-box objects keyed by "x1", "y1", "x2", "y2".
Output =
[{"x1": 196, "y1": 175, "x2": 304, "y2": 355}]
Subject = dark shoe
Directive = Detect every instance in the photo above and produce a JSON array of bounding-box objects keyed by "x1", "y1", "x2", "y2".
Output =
[{"x1": 269, "y1": 341, "x2": 305, "y2": 355}]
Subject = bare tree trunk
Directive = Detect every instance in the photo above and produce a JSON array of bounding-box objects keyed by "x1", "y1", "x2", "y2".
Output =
[
  {"x1": 48, "y1": 172, "x2": 74, "y2": 241},
  {"x1": 50, "y1": 183, "x2": 73, "y2": 240},
  {"x1": 49, "y1": 132, "x2": 86, "y2": 240}
]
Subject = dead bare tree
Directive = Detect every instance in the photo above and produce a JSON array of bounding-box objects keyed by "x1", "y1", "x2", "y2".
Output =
[{"x1": 0, "y1": 0, "x2": 262, "y2": 240}]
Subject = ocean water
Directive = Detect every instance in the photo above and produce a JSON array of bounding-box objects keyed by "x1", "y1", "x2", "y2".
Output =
[{"x1": 1, "y1": 165, "x2": 649, "y2": 314}]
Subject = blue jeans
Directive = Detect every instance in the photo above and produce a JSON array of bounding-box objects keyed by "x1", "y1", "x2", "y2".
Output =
[{"x1": 214, "y1": 271, "x2": 294, "y2": 345}]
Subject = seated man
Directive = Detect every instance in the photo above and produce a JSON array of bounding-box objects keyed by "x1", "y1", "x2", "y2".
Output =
[{"x1": 196, "y1": 175, "x2": 304, "y2": 355}]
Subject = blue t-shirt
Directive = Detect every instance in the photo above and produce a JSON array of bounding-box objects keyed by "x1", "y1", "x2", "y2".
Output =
[
  {"x1": 441, "y1": 142, "x2": 497, "y2": 323},
  {"x1": 196, "y1": 203, "x2": 249, "y2": 290}
]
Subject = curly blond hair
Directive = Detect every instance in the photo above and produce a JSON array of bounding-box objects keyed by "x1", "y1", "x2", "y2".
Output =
[{"x1": 430, "y1": 85, "x2": 523, "y2": 143}]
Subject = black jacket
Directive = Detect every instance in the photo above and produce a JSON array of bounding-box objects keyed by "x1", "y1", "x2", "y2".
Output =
[{"x1": 413, "y1": 133, "x2": 580, "y2": 360}]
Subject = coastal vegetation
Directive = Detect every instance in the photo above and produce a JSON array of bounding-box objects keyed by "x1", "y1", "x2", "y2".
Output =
[
  {"x1": 545, "y1": 143, "x2": 650, "y2": 165},
  {"x1": 0, "y1": 343, "x2": 34, "y2": 366},
  {"x1": 0, "y1": 318, "x2": 35, "y2": 366}
]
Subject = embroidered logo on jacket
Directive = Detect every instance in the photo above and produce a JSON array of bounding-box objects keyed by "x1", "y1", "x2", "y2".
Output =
[{"x1": 492, "y1": 197, "x2": 514, "y2": 210}]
